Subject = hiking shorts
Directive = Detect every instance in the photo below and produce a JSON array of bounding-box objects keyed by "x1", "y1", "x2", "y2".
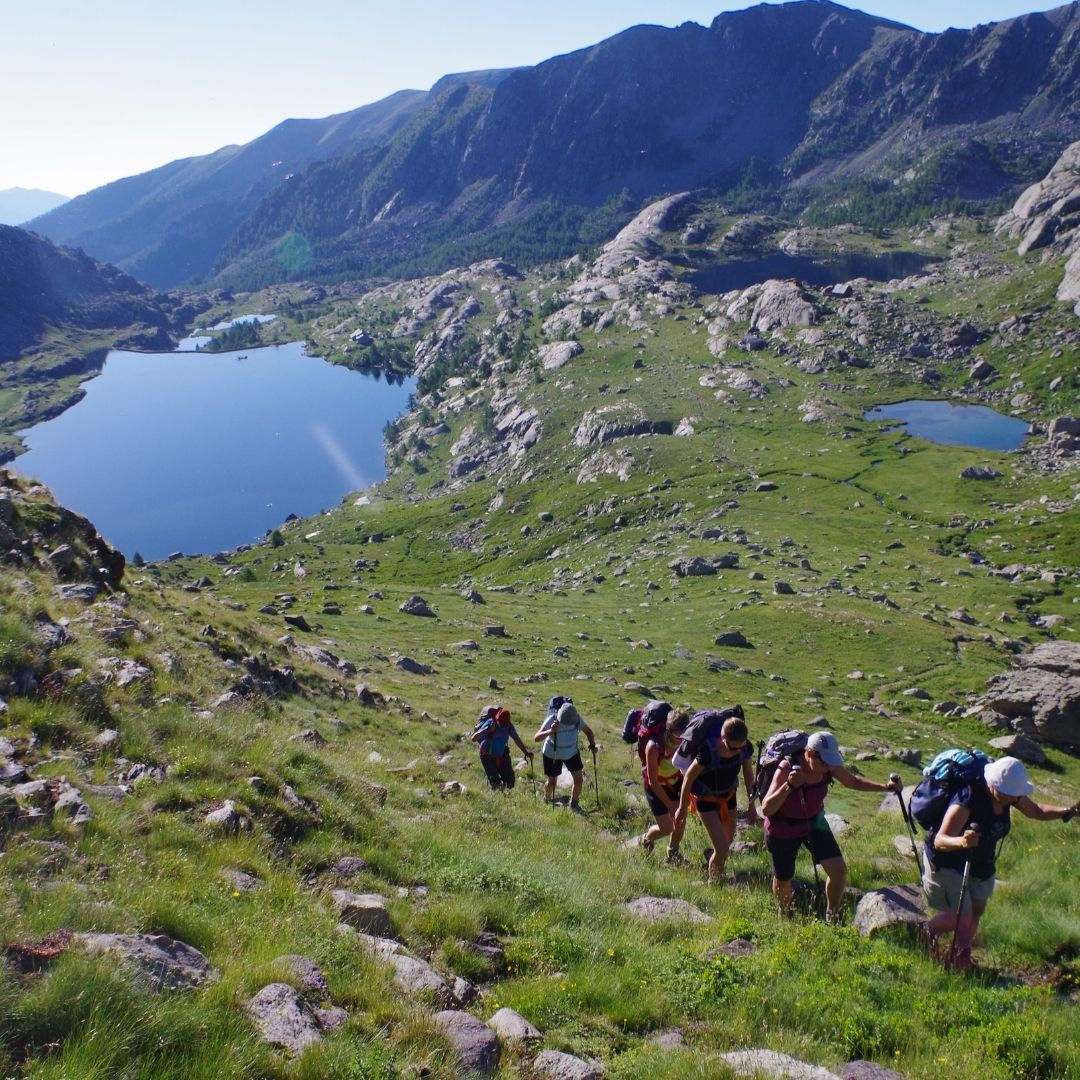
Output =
[
  {"x1": 543, "y1": 752, "x2": 583, "y2": 777},
  {"x1": 922, "y1": 863, "x2": 995, "y2": 915},
  {"x1": 645, "y1": 782, "x2": 681, "y2": 818},
  {"x1": 766, "y1": 824, "x2": 842, "y2": 882},
  {"x1": 481, "y1": 753, "x2": 516, "y2": 790}
]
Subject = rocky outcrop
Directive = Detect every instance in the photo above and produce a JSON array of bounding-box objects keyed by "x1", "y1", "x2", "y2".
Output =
[
  {"x1": 853, "y1": 884, "x2": 926, "y2": 938},
  {"x1": 572, "y1": 404, "x2": 672, "y2": 448},
  {"x1": 622, "y1": 897, "x2": 712, "y2": 924},
  {"x1": 997, "y1": 140, "x2": 1080, "y2": 256},
  {"x1": 537, "y1": 341, "x2": 584, "y2": 371},
  {"x1": 750, "y1": 280, "x2": 820, "y2": 332},
  {"x1": 980, "y1": 642, "x2": 1080, "y2": 750},
  {"x1": 592, "y1": 193, "x2": 692, "y2": 277}
]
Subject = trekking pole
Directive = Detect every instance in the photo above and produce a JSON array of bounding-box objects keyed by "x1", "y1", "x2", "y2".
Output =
[
  {"x1": 892, "y1": 773, "x2": 925, "y2": 880},
  {"x1": 948, "y1": 825, "x2": 979, "y2": 971},
  {"x1": 591, "y1": 744, "x2": 600, "y2": 812}
]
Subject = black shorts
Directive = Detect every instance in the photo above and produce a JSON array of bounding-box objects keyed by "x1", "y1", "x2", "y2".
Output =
[
  {"x1": 694, "y1": 788, "x2": 737, "y2": 816},
  {"x1": 481, "y1": 753, "x2": 516, "y2": 789},
  {"x1": 645, "y1": 782, "x2": 681, "y2": 818},
  {"x1": 765, "y1": 823, "x2": 843, "y2": 882},
  {"x1": 543, "y1": 752, "x2": 583, "y2": 777}
]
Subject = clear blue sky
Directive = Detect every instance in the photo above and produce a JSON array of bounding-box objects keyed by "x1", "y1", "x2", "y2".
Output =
[{"x1": 1, "y1": 0, "x2": 1061, "y2": 197}]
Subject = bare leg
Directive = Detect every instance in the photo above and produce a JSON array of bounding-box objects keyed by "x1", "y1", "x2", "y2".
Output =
[
  {"x1": 773, "y1": 876, "x2": 793, "y2": 914},
  {"x1": 818, "y1": 854, "x2": 848, "y2": 918},
  {"x1": 699, "y1": 809, "x2": 732, "y2": 881},
  {"x1": 571, "y1": 769, "x2": 584, "y2": 804},
  {"x1": 645, "y1": 812, "x2": 673, "y2": 845}
]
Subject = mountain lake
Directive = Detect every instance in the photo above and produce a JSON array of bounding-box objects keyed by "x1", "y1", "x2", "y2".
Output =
[
  {"x1": 864, "y1": 399, "x2": 1030, "y2": 450},
  {"x1": 13, "y1": 342, "x2": 414, "y2": 561},
  {"x1": 687, "y1": 251, "x2": 939, "y2": 293}
]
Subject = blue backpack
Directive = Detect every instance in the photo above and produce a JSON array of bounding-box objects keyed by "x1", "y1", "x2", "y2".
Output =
[{"x1": 909, "y1": 749, "x2": 991, "y2": 832}]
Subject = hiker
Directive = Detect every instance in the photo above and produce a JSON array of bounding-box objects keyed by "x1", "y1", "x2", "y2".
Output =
[
  {"x1": 760, "y1": 730, "x2": 900, "y2": 921},
  {"x1": 922, "y1": 756, "x2": 1078, "y2": 970},
  {"x1": 471, "y1": 706, "x2": 533, "y2": 791},
  {"x1": 534, "y1": 700, "x2": 597, "y2": 813},
  {"x1": 673, "y1": 713, "x2": 758, "y2": 881},
  {"x1": 639, "y1": 709, "x2": 692, "y2": 863}
]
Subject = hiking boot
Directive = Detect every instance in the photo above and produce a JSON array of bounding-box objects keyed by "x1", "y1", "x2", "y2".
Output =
[
  {"x1": 665, "y1": 848, "x2": 687, "y2": 867},
  {"x1": 569, "y1": 800, "x2": 584, "y2": 814},
  {"x1": 824, "y1": 910, "x2": 843, "y2": 926}
]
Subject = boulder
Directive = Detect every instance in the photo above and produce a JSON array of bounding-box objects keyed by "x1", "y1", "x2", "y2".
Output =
[
  {"x1": 572, "y1": 402, "x2": 671, "y2": 448},
  {"x1": 988, "y1": 733, "x2": 1048, "y2": 766},
  {"x1": 245, "y1": 983, "x2": 323, "y2": 1054},
  {"x1": 532, "y1": 1049, "x2": 604, "y2": 1080},
  {"x1": 842, "y1": 1063, "x2": 908, "y2": 1080},
  {"x1": 332, "y1": 891, "x2": 392, "y2": 936},
  {"x1": 434, "y1": 1010, "x2": 501, "y2": 1075},
  {"x1": 622, "y1": 897, "x2": 712, "y2": 924},
  {"x1": 719, "y1": 1049, "x2": 841, "y2": 1080},
  {"x1": 399, "y1": 596, "x2": 436, "y2": 617},
  {"x1": 205, "y1": 800, "x2": 247, "y2": 831},
  {"x1": 77, "y1": 933, "x2": 219, "y2": 992},
  {"x1": 389, "y1": 953, "x2": 452, "y2": 1003},
  {"x1": 488, "y1": 1006, "x2": 542, "y2": 1045},
  {"x1": 396, "y1": 656, "x2": 433, "y2": 676},
  {"x1": 980, "y1": 642, "x2": 1080, "y2": 749},
  {"x1": 668, "y1": 554, "x2": 739, "y2": 577},
  {"x1": 853, "y1": 884, "x2": 926, "y2": 938}
]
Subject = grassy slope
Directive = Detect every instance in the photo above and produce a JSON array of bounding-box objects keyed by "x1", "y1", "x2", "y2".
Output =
[{"x1": 2, "y1": 208, "x2": 1080, "y2": 1079}]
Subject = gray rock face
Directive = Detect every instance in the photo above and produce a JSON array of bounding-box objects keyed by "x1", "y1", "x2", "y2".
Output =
[
  {"x1": 487, "y1": 1006, "x2": 542, "y2": 1045},
  {"x1": 997, "y1": 140, "x2": 1080, "y2": 254},
  {"x1": 853, "y1": 884, "x2": 926, "y2": 938},
  {"x1": 750, "y1": 280, "x2": 819, "y2": 332},
  {"x1": 572, "y1": 402, "x2": 671, "y2": 448},
  {"x1": 537, "y1": 340, "x2": 584, "y2": 371},
  {"x1": 78, "y1": 933, "x2": 219, "y2": 992},
  {"x1": 593, "y1": 192, "x2": 692, "y2": 276},
  {"x1": 981, "y1": 641, "x2": 1080, "y2": 750},
  {"x1": 719, "y1": 1049, "x2": 841, "y2": 1079},
  {"x1": 988, "y1": 733, "x2": 1048, "y2": 765},
  {"x1": 246, "y1": 983, "x2": 323, "y2": 1054},
  {"x1": 532, "y1": 1049, "x2": 604, "y2": 1080},
  {"x1": 1060, "y1": 247, "x2": 1080, "y2": 315},
  {"x1": 434, "y1": 1010, "x2": 501, "y2": 1075},
  {"x1": 332, "y1": 891, "x2": 392, "y2": 935},
  {"x1": 622, "y1": 897, "x2": 712, "y2": 924}
]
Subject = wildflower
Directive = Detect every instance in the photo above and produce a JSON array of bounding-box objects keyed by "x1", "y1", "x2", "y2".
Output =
[{"x1": 231, "y1": 891, "x2": 241, "y2": 899}]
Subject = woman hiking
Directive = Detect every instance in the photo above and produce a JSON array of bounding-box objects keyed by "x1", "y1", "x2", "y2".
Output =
[
  {"x1": 639, "y1": 709, "x2": 692, "y2": 864},
  {"x1": 471, "y1": 706, "x2": 533, "y2": 791},
  {"x1": 923, "y1": 756, "x2": 1078, "y2": 970},
  {"x1": 673, "y1": 714, "x2": 758, "y2": 882},
  {"x1": 761, "y1": 730, "x2": 900, "y2": 921},
  {"x1": 534, "y1": 700, "x2": 597, "y2": 813}
]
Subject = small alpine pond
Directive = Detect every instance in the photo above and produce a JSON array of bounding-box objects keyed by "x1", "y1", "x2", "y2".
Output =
[{"x1": 864, "y1": 399, "x2": 1030, "y2": 451}]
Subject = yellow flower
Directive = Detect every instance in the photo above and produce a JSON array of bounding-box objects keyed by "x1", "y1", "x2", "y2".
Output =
[{"x1": 231, "y1": 891, "x2": 240, "y2": 899}]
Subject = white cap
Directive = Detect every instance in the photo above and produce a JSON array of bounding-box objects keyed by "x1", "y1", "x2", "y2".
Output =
[
  {"x1": 984, "y1": 756, "x2": 1033, "y2": 798},
  {"x1": 806, "y1": 731, "x2": 844, "y2": 766}
]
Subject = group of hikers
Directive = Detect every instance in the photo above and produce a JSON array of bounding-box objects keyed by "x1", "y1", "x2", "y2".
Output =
[{"x1": 472, "y1": 696, "x2": 1080, "y2": 970}]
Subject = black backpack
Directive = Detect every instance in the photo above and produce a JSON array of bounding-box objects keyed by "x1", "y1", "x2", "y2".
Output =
[
  {"x1": 752, "y1": 729, "x2": 809, "y2": 800},
  {"x1": 673, "y1": 705, "x2": 745, "y2": 772},
  {"x1": 908, "y1": 749, "x2": 991, "y2": 832},
  {"x1": 621, "y1": 700, "x2": 672, "y2": 764}
]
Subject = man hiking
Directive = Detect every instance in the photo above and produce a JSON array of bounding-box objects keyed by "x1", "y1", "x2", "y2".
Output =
[
  {"x1": 471, "y1": 706, "x2": 533, "y2": 791},
  {"x1": 923, "y1": 755, "x2": 1078, "y2": 970},
  {"x1": 534, "y1": 700, "x2": 597, "y2": 813},
  {"x1": 673, "y1": 713, "x2": 758, "y2": 882},
  {"x1": 760, "y1": 730, "x2": 900, "y2": 921},
  {"x1": 639, "y1": 709, "x2": 691, "y2": 864}
]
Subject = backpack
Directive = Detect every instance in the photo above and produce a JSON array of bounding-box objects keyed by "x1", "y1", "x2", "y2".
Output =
[
  {"x1": 622, "y1": 700, "x2": 672, "y2": 764},
  {"x1": 751, "y1": 729, "x2": 809, "y2": 799},
  {"x1": 908, "y1": 749, "x2": 991, "y2": 832},
  {"x1": 672, "y1": 705, "x2": 745, "y2": 773},
  {"x1": 547, "y1": 695, "x2": 572, "y2": 716}
]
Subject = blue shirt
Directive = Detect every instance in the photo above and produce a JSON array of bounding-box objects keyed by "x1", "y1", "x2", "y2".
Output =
[{"x1": 476, "y1": 718, "x2": 519, "y2": 757}]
